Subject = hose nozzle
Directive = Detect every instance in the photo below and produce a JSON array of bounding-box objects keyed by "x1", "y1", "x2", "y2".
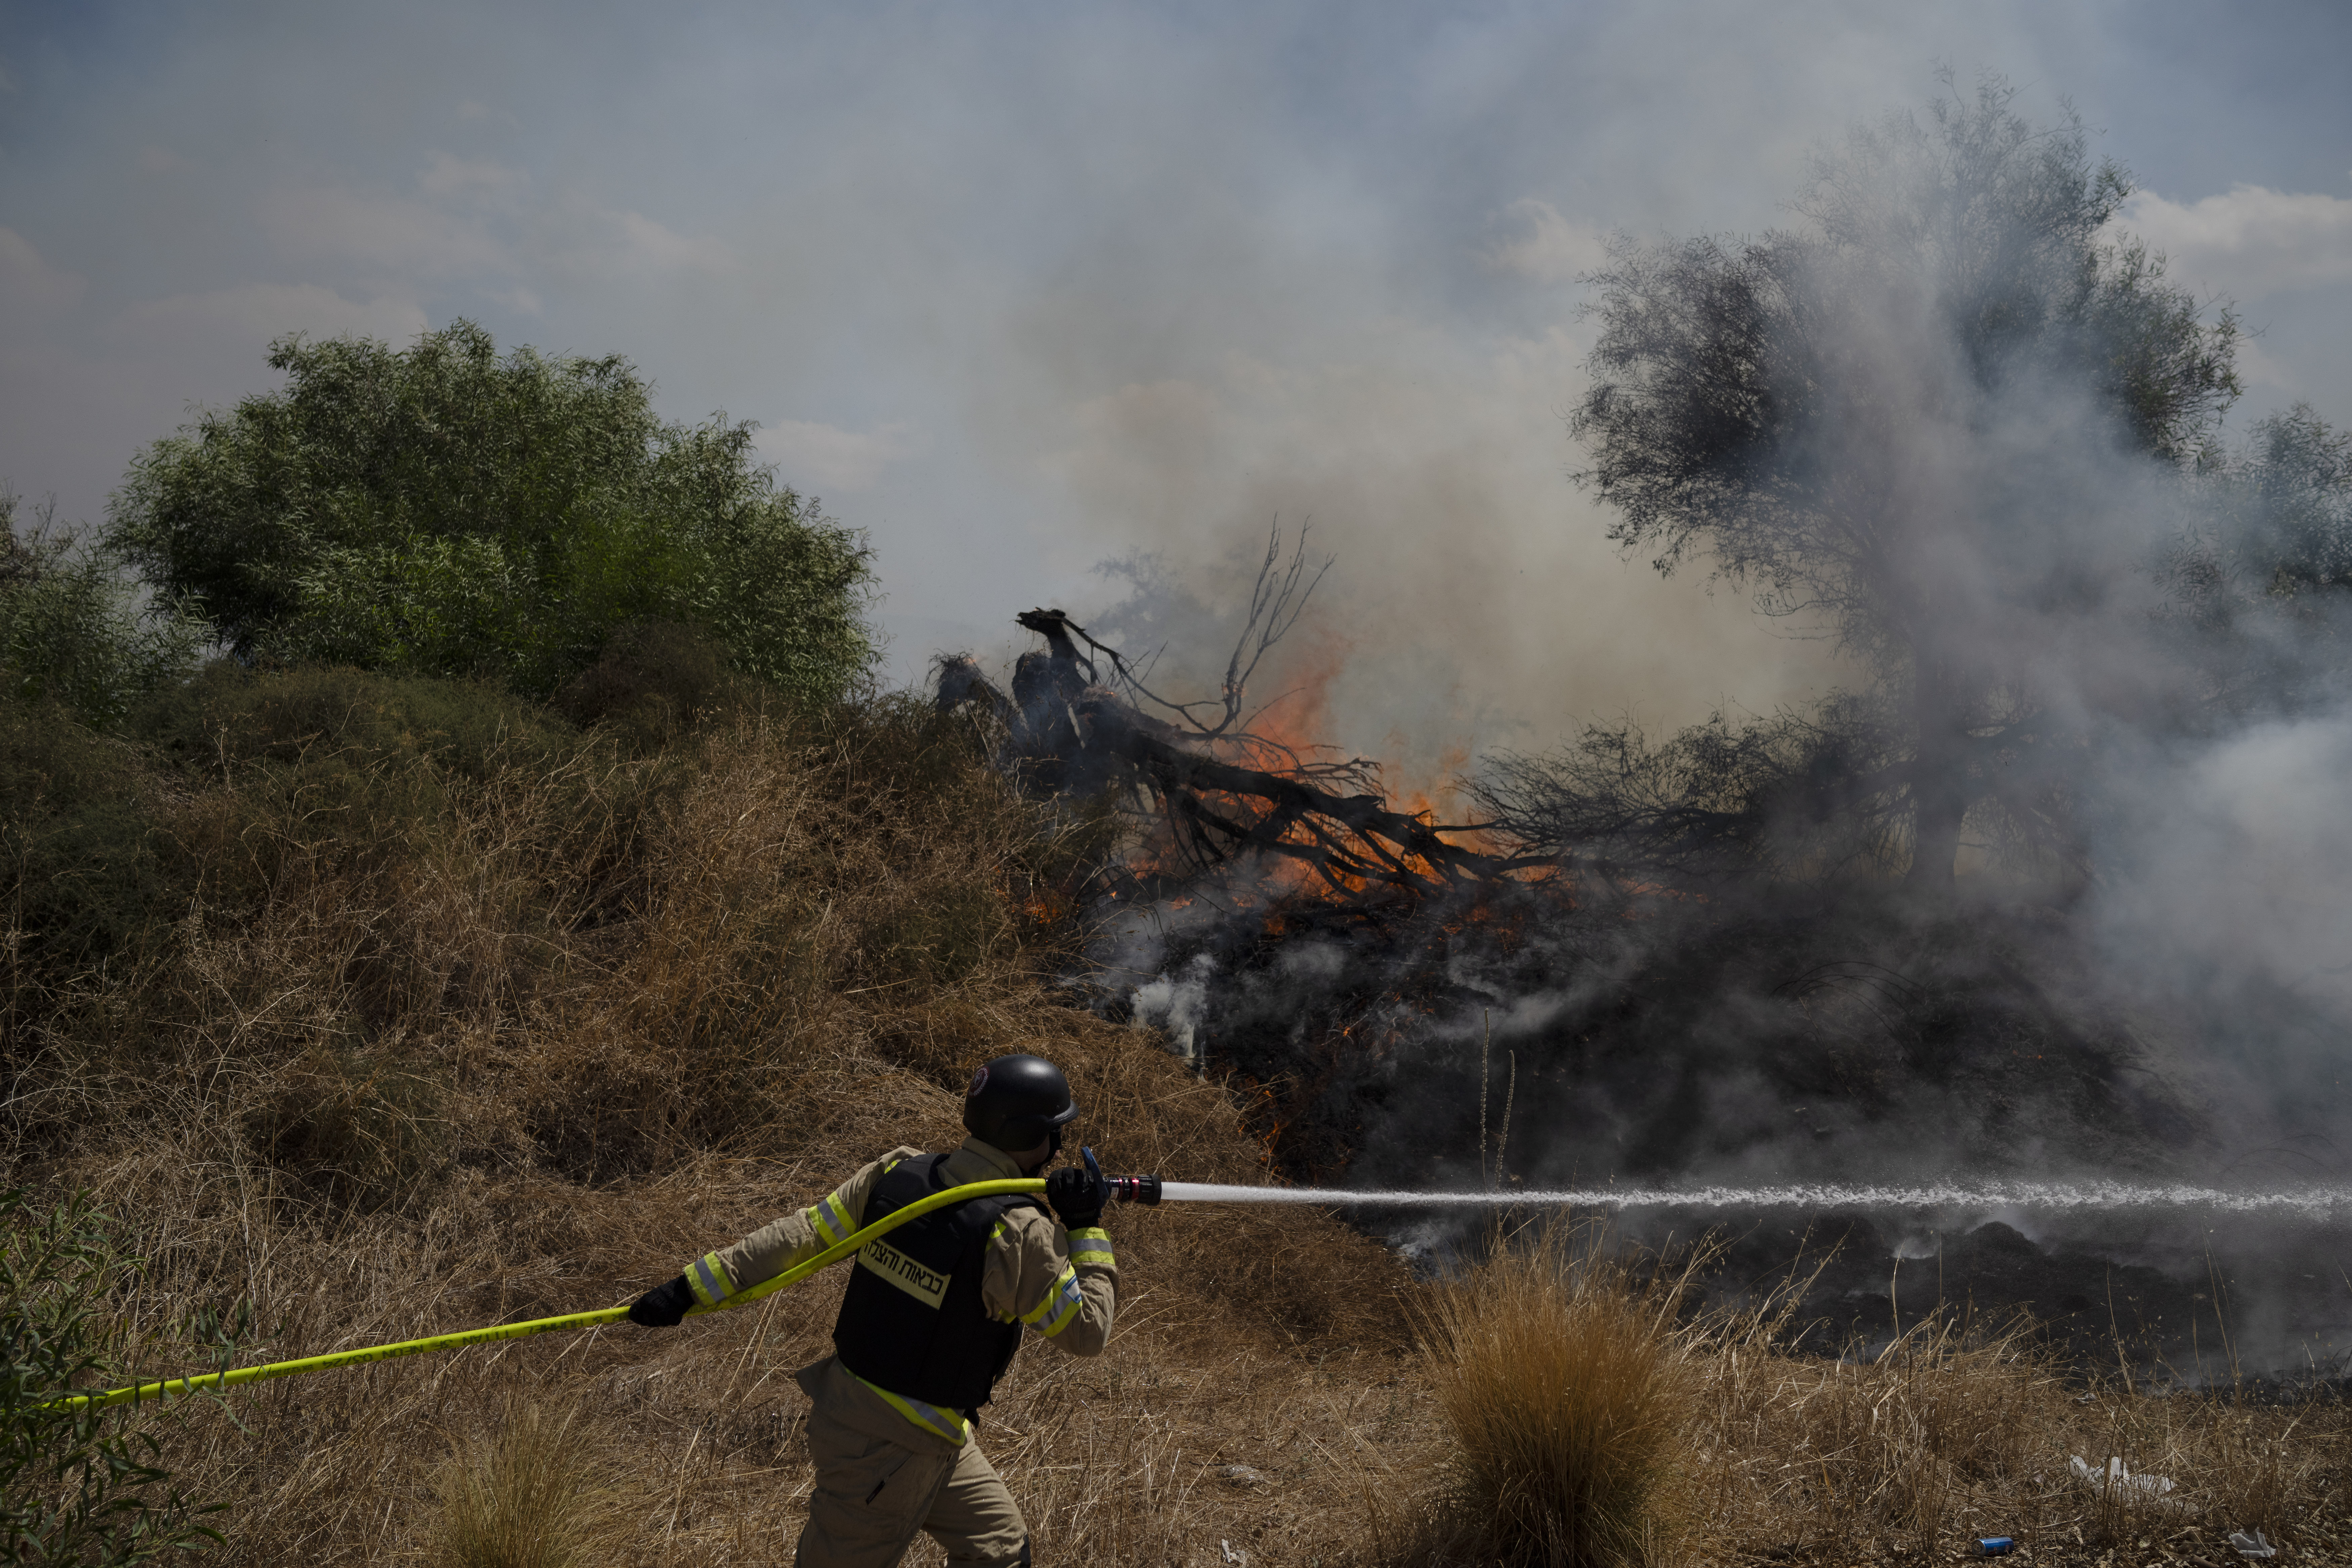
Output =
[{"x1": 1109, "y1": 1174, "x2": 1163, "y2": 1206}]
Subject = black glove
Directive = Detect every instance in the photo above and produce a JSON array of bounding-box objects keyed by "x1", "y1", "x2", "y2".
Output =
[
  {"x1": 627, "y1": 1275, "x2": 696, "y2": 1327},
  {"x1": 1045, "y1": 1147, "x2": 1110, "y2": 1231}
]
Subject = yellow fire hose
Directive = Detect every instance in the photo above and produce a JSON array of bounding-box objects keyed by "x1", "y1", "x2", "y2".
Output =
[{"x1": 55, "y1": 1177, "x2": 1048, "y2": 1413}]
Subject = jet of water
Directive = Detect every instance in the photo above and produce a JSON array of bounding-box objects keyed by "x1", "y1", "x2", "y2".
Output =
[{"x1": 1156, "y1": 1180, "x2": 2352, "y2": 1217}]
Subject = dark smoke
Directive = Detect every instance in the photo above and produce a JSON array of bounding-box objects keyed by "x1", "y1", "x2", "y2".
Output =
[{"x1": 956, "y1": 77, "x2": 2352, "y2": 1375}]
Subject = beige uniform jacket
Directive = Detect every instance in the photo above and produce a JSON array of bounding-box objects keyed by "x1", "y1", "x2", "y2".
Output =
[{"x1": 679, "y1": 1137, "x2": 1117, "y2": 1447}]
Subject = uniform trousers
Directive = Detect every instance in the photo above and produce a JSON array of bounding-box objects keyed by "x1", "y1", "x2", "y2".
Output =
[{"x1": 793, "y1": 1356, "x2": 1028, "y2": 1568}]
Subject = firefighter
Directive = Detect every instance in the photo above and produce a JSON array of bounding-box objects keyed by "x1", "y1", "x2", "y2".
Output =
[{"x1": 626, "y1": 1053, "x2": 1117, "y2": 1568}]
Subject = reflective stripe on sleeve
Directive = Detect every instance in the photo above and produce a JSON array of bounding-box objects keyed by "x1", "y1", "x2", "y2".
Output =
[
  {"x1": 851, "y1": 1371, "x2": 969, "y2": 1446},
  {"x1": 688, "y1": 1252, "x2": 736, "y2": 1309},
  {"x1": 1067, "y1": 1226, "x2": 1114, "y2": 1267},
  {"x1": 1022, "y1": 1262, "x2": 1086, "y2": 1337},
  {"x1": 804, "y1": 1191, "x2": 856, "y2": 1247}
]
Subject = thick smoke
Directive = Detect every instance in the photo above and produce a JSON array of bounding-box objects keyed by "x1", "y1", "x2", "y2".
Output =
[
  {"x1": 1006, "y1": 80, "x2": 2352, "y2": 1374},
  {"x1": 2094, "y1": 704, "x2": 2352, "y2": 1161}
]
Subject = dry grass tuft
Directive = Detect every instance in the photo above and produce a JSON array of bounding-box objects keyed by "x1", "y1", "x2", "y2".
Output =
[
  {"x1": 1410, "y1": 1224, "x2": 1700, "y2": 1568},
  {"x1": 429, "y1": 1397, "x2": 633, "y2": 1568}
]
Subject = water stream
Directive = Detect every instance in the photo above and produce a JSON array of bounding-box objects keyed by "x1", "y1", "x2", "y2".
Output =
[{"x1": 1155, "y1": 1180, "x2": 2352, "y2": 1217}]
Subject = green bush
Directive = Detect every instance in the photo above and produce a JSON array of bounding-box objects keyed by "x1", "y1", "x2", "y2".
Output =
[
  {"x1": 4, "y1": 663, "x2": 581, "y2": 1002},
  {"x1": 0, "y1": 698, "x2": 172, "y2": 984},
  {"x1": 1, "y1": 1189, "x2": 240, "y2": 1565},
  {"x1": 128, "y1": 665, "x2": 597, "y2": 973},
  {"x1": 1, "y1": 496, "x2": 207, "y2": 733},
  {"x1": 108, "y1": 321, "x2": 875, "y2": 705},
  {"x1": 136, "y1": 661, "x2": 575, "y2": 783}
]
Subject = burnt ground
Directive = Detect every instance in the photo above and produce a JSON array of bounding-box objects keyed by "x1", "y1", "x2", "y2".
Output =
[
  {"x1": 1119, "y1": 869, "x2": 2352, "y2": 1395},
  {"x1": 1673, "y1": 1210, "x2": 2352, "y2": 1386},
  {"x1": 1345, "y1": 1197, "x2": 2352, "y2": 1384}
]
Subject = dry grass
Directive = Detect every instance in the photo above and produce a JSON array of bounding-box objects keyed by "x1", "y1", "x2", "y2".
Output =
[
  {"x1": 6, "y1": 671, "x2": 2350, "y2": 1567},
  {"x1": 2, "y1": 673, "x2": 1417, "y2": 1565},
  {"x1": 1669, "y1": 1293, "x2": 2351, "y2": 1565},
  {"x1": 1383, "y1": 1224, "x2": 2350, "y2": 1568},
  {"x1": 1405, "y1": 1225, "x2": 1700, "y2": 1568},
  {"x1": 430, "y1": 1397, "x2": 635, "y2": 1568},
  {"x1": 1682, "y1": 1304, "x2": 2048, "y2": 1558}
]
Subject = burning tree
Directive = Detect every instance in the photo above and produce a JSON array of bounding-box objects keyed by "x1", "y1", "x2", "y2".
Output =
[
  {"x1": 934, "y1": 529, "x2": 1565, "y2": 1176},
  {"x1": 934, "y1": 526, "x2": 1539, "y2": 906},
  {"x1": 936, "y1": 521, "x2": 2208, "y2": 1190},
  {"x1": 926, "y1": 83, "x2": 2336, "y2": 1196}
]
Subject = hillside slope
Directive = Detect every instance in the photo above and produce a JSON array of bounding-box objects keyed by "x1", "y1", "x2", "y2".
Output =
[{"x1": 1, "y1": 668, "x2": 1418, "y2": 1565}]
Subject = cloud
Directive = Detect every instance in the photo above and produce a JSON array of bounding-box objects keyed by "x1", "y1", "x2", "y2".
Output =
[
  {"x1": 0, "y1": 226, "x2": 86, "y2": 315},
  {"x1": 416, "y1": 151, "x2": 524, "y2": 203},
  {"x1": 263, "y1": 157, "x2": 732, "y2": 290},
  {"x1": 1484, "y1": 198, "x2": 1611, "y2": 285},
  {"x1": 2229, "y1": 334, "x2": 2301, "y2": 393},
  {"x1": 262, "y1": 185, "x2": 513, "y2": 279},
  {"x1": 760, "y1": 418, "x2": 920, "y2": 493},
  {"x1": 110, "y1": 283, "x2": 427, "y2": 355},
  {"x1": 2, "y1": 282, "x2": 425, "y2": 529},
  {"x1": 589, "y1": 207, "x2": 735, "y2": 279},
  {"x1": 2118, "y1": 181, "x2": 2352, "y2": 296}
]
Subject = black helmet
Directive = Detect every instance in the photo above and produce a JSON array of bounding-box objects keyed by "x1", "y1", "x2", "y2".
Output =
[{"x1": 963, "y1": 1055, "x2": 1078, "y2": 1151}]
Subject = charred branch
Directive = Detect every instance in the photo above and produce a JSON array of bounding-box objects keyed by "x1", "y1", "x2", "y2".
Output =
[
  {"x1": 1072, "y1": 693, "x2": 1544, "y2": 896},
  {"x1": 936, "y1": 528, "x2": 1539, "y2": 902},
  {"x1": 1011, "y1": 525, "x2": 1332, "y2": 744},
  {"x1": 937, "y1": 641, "x2": 1540, "y2": 900}
]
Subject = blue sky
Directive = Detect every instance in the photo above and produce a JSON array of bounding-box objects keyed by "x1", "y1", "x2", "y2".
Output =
[{"x1": 4, "y1": 0, "x2": 2347, "y2": 767}]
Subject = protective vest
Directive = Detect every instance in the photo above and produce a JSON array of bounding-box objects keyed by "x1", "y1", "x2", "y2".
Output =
[{"x1": 831, "y1": 1153, "x2": 1044, "y2": 1413}]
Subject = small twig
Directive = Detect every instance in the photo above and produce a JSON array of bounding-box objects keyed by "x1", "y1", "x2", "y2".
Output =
[
  {"x1": 1495, "y1": 1050, "x2": 1515, "y2": 1187},
  {"x1": 1478, "y1": 1014, "x2": 1491, "y2": 1194}
]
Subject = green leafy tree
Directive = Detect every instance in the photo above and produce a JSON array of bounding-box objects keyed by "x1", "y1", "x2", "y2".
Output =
[
  {"x1": 2166, "y1": 404, "x2": 2352, "y2": 713},
  {"x1": 1, "y1": 495, "x2": 208, "y2": 731},
  {"x1": 2208, "y1": 404, "x2": 2352, "y2": 601},
  {"x1": 107, "y1": 321, "x2": 875, "y2": 704},
  {"x1": 2, "y1": 1189, "x2": 242, "y2": 1564},
  {"x1": 1570, "y1": 76, "x2": 2240, "y2": 890}
]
